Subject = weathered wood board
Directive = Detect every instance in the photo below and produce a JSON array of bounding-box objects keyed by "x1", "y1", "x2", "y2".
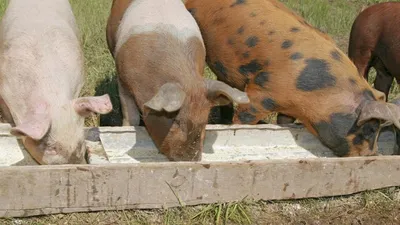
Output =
[{"x1": 0, "y1": 156, "x2": 399, "y2": 218}]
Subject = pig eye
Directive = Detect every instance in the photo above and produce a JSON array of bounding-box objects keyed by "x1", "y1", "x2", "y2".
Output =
[{"x1": 352, "y1": 134, "x2": 363, "y2": 145}]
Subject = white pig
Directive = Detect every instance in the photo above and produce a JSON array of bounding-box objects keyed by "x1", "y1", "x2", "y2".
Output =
[{"x1": 0, "y1": 0, "x2": 113, "y2": 164}]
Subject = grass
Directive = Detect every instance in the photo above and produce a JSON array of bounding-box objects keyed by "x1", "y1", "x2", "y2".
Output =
[
  {"x1": 1, "y1": 188, "x2": 400, "y2": 224},
  {"x1": 0, "y1": 0, "x2": 399, "y2": 224}
]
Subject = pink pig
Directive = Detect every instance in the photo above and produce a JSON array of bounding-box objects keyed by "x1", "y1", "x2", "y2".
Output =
[{"x1": 0, "y1": 0, "x2": 113, "y2": 164}]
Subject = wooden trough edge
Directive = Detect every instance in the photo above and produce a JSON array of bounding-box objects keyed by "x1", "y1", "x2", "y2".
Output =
[{"x1": 1, "y1": 156, "x2": 400, "y2": 218}]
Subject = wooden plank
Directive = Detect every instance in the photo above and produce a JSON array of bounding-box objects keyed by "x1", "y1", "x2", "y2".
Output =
[{"x1": 0, "y1": 156, "x2": 399, "y2": 218}]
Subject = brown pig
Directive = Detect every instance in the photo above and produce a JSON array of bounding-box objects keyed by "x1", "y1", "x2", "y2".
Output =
[
  {"x1": 0, "y1": 0, "x2": 113, "y2": 164},
  {"x1": 348, "y1": 2, "x2": 400, "y2": 100},
  {"x1": 106, "y1": 0, "x2": 250, "y2": 161},
  {"x1": 185, "y1": 0, "x2": 400, "y2": 157}
]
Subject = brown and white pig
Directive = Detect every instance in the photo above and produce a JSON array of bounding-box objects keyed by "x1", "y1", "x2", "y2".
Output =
[
  {"x1": 106, "y1": 0, "x2": 250, "y2": 161},
  {"x1": 348, "y1": 2, "x2": 400, "y2": 100},
  {"x1": 0, "y1": 0, "x2": 113, "y2": 165},
  {"x1": 185, "y1": 0, "x2": 400, "y2": 157}
]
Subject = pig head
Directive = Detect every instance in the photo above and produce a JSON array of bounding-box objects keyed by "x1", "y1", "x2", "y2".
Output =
[
  {"x1": 0, "y1": 0, "x2": 113, "y2": 164},
  {"x1": 107, "y1": 0, "x2": 249, "y2": 161},
  {"x1": 140, "y1": 79, "x2": 249, "y2": 161}
]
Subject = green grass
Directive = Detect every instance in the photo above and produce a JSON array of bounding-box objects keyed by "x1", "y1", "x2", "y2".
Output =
[{"x1": 1, "y1": 0, "x2": 400, "y2": 224}]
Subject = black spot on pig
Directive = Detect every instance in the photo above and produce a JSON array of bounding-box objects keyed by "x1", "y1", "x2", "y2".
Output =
[
  {"x1": 246, "y1": 36, "x2": 259, "y2": 47},
  {"x1": 242, "y1": 51, "x2": 250, "y2": 58},
  {"x1": 290, "y1": 27, "x2": 300, "y2": 32},
  {"x1": 230, "y1": 0, "x2": 246, "y2": 7},
  {"x1": 254, "y1": 71, "x2": 270, "y2": 87},
  {"x1": 281, "y1": 40, "x2": 293, "y2": 49},
  {"x1": 228, "y1": 38, "x2": 235, "y2": 45},
  {"x1": 250, "y1": 106, "x2": 258, "y2": 113},
  {"x1": 214, "y1": 61, "x2": 228, "y2": 78},
  {"x1": 238, "y1": 60, "x2": 262, "y2": 76},
  {"x1": 261, "y1": 98, "x2": 277, "y2": 110},
  {"x1": 237, "y1": 26, "x2": 244, "y2": 34},
  {"x1": 296, "y1": 58, "x2": 336, "y2": 91},
  {"x1": 238, "y1": 111, "x2": 256, "y2": 123},
  {"x1": 330, "y1": 50, "x2": 341, "y2": 61},
  {"x1": 312, "y1": 113, "x2": 357, "y2": 156},
  {"x1": 290, "y1": 52, "x2": 303, "y2": 60}
]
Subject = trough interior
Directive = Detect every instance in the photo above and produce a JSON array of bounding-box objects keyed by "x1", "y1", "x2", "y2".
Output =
[{"x1": 0, "y1": 123, "x2": 397, "y2": 166}]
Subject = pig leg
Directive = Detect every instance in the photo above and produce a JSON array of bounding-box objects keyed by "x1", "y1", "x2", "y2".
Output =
[
  {"x1": 373, "y1": 63, "x2": 393, "y2": 101},
  {"x1": 348, "y1": 43, "x2": 375, "y2": 81},
  {"x1": 118, "y1": 79, "x2": 141, "y2": 126},
  {"x1": 208, "y1": 104, "x2": 234, "y2": 124},
  {"x1": 217, "y1": 103, "x2": 234, "y2": 124}
]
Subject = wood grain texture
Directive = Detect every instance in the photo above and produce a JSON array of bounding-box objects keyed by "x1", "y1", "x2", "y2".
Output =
[{"x1": 0, "y1": 156, "x2": 399, "y2": 218}]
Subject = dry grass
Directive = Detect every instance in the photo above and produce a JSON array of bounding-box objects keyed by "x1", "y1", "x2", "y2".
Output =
[
  {"x1": 0, "y1": 0, "x2": 399, "y2": 224},
  {"x1": 2, "y1": 188, "x2": 400, "y2": 224}
]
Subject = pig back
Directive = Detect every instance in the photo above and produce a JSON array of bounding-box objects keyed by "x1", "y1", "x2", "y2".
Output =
[
  {"x1": 185, "y1": 0, "x2": 370, "y2": 120},
  {"x1": 0, "y1": 0, "x2": 84, "y2": 120}
]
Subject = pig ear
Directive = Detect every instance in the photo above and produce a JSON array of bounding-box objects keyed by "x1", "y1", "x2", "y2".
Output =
[
  {"x1": 144, "y1": 82, "x2": 186, "y2": 112},
  {"x1": 10, "y1": 103, "x2": 51, "y2": 140},
  {"x1": 73, "y1": 94, "x2": 113, "y2": 117},
  {"x1": 357, "y1": 100, "x2": 400, "y2": 129},
  {"x1": 205, "y1": 79, "x2": 250, "y2": 106}
]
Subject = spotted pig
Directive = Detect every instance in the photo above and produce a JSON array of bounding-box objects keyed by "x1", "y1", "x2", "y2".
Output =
[
  {"x1": 348, "y1": 2, "x2": 400, "y2": 100},
  {"x1": 185, "y1": 0, "x2": 400, "y2": 157},
  {"x1": 106, "y1": 0, "x2": 249, "y2": 161}
]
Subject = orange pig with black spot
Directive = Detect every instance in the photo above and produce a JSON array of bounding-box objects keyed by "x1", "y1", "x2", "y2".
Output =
[{"x1": 185, "y1": 0, "x2": 400, "y2": 157}]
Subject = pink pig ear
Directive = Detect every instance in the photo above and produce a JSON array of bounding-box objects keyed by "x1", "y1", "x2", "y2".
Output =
[
  {"x1": 73, "y1": 94, "x2": 113, "y2": 117},
  {"x1": 10, "y1": 103, "x2": 51, "y2": 141}
]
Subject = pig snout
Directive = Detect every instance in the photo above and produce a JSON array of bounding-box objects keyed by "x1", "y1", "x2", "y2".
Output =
[
  {"x1": 167, "y1": 146, "x2": 202, "y2": 162},
  {"x1": 23, "y1": 137, "x2": 87, "y2": 165}
]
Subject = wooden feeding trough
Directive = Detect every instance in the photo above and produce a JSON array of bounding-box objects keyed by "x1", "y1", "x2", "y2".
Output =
[{"x1": 0, "y1": 123, "x2": 399, "y2": 218}]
